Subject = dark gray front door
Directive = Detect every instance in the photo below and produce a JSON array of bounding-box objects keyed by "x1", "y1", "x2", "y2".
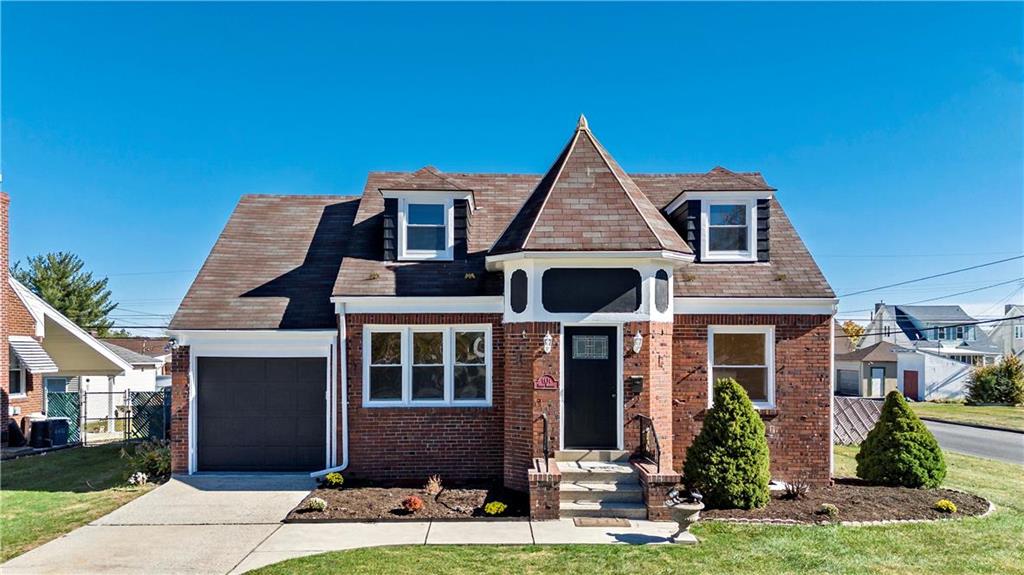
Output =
[
  {"x1": 197, "y1": 357, "x2": 326, "y2": 472},
  {"x1": 563, "y1": 326, "x2": 618, "y2": 449}
]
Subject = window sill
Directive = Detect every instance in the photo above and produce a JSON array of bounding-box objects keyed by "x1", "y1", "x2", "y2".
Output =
[
  {"x1": 755, "y1": 407, "x2": 779, "y2": 418},
  {"x1": 9, "y1": 394, "x2": 28, "y2": 400},
  {"x1": 362, "y1": 401, "x2": 492, "y2": 409},
  {"x1": 701, "y1": 254, "x2": 757, "y2": 263}
]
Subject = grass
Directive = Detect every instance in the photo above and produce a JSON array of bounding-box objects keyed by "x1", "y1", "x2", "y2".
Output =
[
  {"x1": 0, "y1": 444, "x2": 155, "y2": 561},
  {"x1": 251, "y1": 447, "x2": 1024, "y2": 575},
  {"x1": 909, "y1": 402, "x2": 1024, "y2": 432}
]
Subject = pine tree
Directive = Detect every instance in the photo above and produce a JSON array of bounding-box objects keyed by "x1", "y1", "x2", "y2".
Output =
[
  {"x1": 856, "y1": 390, "x2": 946, "y2": 488},
  {"x1": 11, "y1": 252, "x2": 118, "y2": 336},
  {"x1": 683, "y1": 378, "x2": 771, "y2": 509}
]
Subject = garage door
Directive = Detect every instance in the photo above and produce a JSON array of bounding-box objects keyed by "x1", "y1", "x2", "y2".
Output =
[
  {"x1": 837, "y1": 369, "x2": 860, "y2": 396},
  {"x1": 197, "y1": 357, "x2": 326, "y2": 472}
]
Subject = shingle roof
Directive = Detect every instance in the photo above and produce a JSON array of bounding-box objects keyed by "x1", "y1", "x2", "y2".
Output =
[
  {"x1": 170, "y1": 195, "x2": 359, "y2": 330},
  {"x1": 835, "y1": 341, "x2": 909, "y2": 363},
  {"x1": 99, "y1": 337, "x2": 171, "y2": 359},
  {"x1": 101, "y1": 341, "x2": 163, "y2": 366},
  {"x1": 491, "y1": 116, "x2": 690, "y2": 255},
  {"x1": 386, "y1": 166, "x2": 470, "y2": 192}
]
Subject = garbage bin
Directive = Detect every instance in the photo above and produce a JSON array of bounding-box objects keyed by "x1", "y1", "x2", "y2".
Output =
[
  {"x1": 28, "y1": 418, "x2": 51, "y2": 448},
  {"x1": 48, "y1": 417, "x2": 70, "y2": 447}
]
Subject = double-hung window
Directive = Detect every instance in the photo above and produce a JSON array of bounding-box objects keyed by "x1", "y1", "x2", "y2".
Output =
[
  {"x1": 8, "y1": 354, "x2": 25, "y2": 397},
  {"x1": 1015, "y1": 324, "x2": 1024, "y2": 340},
  {"x1": 708, "y1": 325, "x2": 774, "y2": 408},
  {"x1": 703, "y1": 200, "x2": 755, "y2": 261},
  {"x1": 400, "y1": 200, "x2": 452, "y2": 260},
  {"x1": 364, "y1": 325, "x2": 491, "y2": 407}
]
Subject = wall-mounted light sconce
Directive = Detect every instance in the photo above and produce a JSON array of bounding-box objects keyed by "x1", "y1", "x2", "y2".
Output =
[
  {"x1": 543, "y1": 331, "x2": 554, "y2": 354},
  {"x1": 521, "y1": 330, "x2": 528, "y2": 340},
  {"x1": 632, "y1": 330, "x2": 644, "y2": 354}
]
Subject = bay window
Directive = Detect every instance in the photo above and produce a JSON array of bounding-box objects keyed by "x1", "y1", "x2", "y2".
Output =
[
  {"x1": 364, "y1": 325, "x2": 491, "y2": 407},
  {"x1": 708, "y1": 325, "x2": 775, "y2": 408}
]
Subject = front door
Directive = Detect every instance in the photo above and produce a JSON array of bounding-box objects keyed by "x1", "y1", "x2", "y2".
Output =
[
  {"x1": 564, "y1": 326, "x2": 618, "y2": 449},
  {"x1": 870, "y1": 367, "x2": 885, "y2": 397}
]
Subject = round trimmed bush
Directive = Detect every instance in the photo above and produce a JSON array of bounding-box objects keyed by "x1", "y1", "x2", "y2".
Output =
[
  {"x1": 856, "y1": 390, "x2": 946, "y2": 488},
  {"x1": 682, "y1": 378, "x2": 771, "y2": 509}
]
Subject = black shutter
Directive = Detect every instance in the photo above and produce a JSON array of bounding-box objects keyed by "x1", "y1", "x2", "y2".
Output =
[
  {"x1": 454, "y1": 199, "x2": 469, "y2": 259},
  {"x1": 756, "y1": 199, "x2": 770, "y2": 262},
  {"x1": 382, "y1": 198, "x2": 398, "y2": 260},
  {"x1": 664, "y1": 199, "x2": 701, "y2": 259}
]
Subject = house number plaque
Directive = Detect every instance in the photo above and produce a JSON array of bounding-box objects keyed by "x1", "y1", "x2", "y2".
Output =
[{"x1": 534, "y1": 374, "x2": 558, "y2": 390}]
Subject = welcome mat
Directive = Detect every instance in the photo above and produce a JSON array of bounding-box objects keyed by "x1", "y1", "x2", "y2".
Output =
[{"x1": 573, "y1": 517, "x2": 631, "y2": 527}]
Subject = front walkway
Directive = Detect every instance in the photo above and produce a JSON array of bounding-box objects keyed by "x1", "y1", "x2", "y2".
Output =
[{"x1": 1, "y1": 474, "x2": 681, "y2": 575}]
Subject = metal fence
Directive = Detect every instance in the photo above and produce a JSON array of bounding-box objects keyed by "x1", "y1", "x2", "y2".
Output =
[{"x1": 44, "y1": 388, "x2": 170, "y2": 445}]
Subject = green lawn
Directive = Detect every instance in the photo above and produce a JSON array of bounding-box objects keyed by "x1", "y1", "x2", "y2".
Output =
[
  {"x1": 0, "y1": 444, "x2": 154, "y2": 562},
  {"x1": 251, "y1": 447, "x2": 1024, "y2": 575},
  {"x1": 909, "y1": 402, "x2": 1024, "y2": 432}
]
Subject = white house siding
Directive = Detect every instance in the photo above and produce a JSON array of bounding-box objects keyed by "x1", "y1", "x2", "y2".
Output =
[{"x1": 897, "y1": 351, "x2": 971, "y2": 401}]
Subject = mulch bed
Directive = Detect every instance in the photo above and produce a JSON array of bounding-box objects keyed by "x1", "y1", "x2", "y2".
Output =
[
  {"x1": 288, "y1": 481, "x2": 528, "y2": 521},
  {"x1": 701, "y1": 478, "x2": 989, "y2": 524}
]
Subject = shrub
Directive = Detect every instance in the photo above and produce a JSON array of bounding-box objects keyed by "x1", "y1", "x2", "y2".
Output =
[
  {"x1": 934, "y1": 499, "x2": 957, "y2": 513},
  {"x1": 402, "y1": 495, "x2": 424, "y2": 513},
  {"x1": 782, "y1": 479, "x2": 810, "y2": 501},
  {"x1": 856, "y1": 391, "x2": 946, "y2": 488},
  {"x1": 323, "y1": 472, "x2": 344, "y2": 489},
  {"x1": 966, "y1": 355, "x2": 1024, "y2": 405},
  {"x1": 123, "y1": 440, "x2": 170, "y2": 479},
  {"x1": 425, "y1": 474, "x2": 443, "y2": 496},
  {"x1": 682, "y1": 378, "x2": 771, "y2": 509},
  {"x1": 483, "y1": 501, "x2": 507, "y2": 516},
  {"x1": 127, "y1": 471, "x2": 148, "y2": 486},
  {"x1": 305, "y1": 497, "x2": 327, "y2": 512},
  {"x1": 817, "y1": 503, "x2": 839, "y2": 520}
]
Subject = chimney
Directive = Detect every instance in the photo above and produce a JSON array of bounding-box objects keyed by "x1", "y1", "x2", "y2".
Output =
[
  {"x1": 1008, "y1": 304, "x2": 1016, "y2": 315},
  {"x1": 874, "y1": 301, "x2": 885, "y2": 314}
]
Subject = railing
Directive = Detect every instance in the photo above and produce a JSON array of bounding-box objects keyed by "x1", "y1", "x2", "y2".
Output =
[
  {"x1": 636, "y1": 414, "x2": 661, "y2": 474},
  {"x1": 539, "y1": 412, "x2": 552, "y2": 472}
]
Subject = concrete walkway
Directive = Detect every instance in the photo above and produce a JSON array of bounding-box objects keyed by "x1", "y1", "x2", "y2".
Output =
[{"x1": 1, "y1": 474, "x2": 682, "y2": 575}]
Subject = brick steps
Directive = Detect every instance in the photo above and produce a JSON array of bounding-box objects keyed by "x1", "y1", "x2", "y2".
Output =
[{"x1": 560, "y1": 481, "x2": 643, "y2": 503}]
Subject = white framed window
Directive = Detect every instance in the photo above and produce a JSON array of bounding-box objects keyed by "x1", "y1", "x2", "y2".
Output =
[
  {"x1": 1014, "y1": 324, "x2": 1024, "y2": 340},
  {"x1": 398, "y1": 198, "x2": 453, "y2": 261},
  {"x1": 8, "y1": 354, "x2": 26, "y2": 397},
  {"x1": 363, "y1": 325, "x2": 492, "y2": 407},
  {"x1": 708, "y1": 325, "x2": 775, "y2": 408},
  {"x1": 702, "y1": 200, "x2": 756, "y2": 262}
]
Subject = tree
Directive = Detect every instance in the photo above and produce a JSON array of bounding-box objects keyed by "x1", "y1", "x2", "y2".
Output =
[
  {"x1": 856, "y1": 390, "x2": 946, "y2": 488},
  {"x1": 11, "y1": 252, "x2": 119, "y2": 336},
  {"x1": 841, "y1": 320, "x2": 866, "y2": 349},
  {"x1": 966, "y1": 355, "x2": 1024, "y2": 406},
  {"x1": 683, "y1": 378, "x2": 771, "y2": 509}
]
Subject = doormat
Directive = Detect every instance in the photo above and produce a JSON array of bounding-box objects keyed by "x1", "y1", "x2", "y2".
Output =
[{"x1": 573, "y1": 518, "x2": 631, "y2": 527}]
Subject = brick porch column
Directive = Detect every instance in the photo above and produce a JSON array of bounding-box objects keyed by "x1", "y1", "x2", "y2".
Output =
[
  {"x1": 624, "y1": 321, "x2": 674, "y2": 471},
  {"x1": 170, "y1": 346, "x2": 190, "y2": 474}
]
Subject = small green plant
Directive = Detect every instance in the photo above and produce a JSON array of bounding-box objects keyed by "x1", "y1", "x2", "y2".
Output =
[
  {"x1": 122, "y1": 440, "x2": 170, "y2": 479},
  {"x1": 305, "y1": 497, "x2": 327, "y2": 512},
  {"x1": 323, "y1": 472, "x2": 344, "y2": 489},
  {"x1": 402, "y1": 495, "x2": 424, "y2": 513},
  {"x1": 934, "y1": 499, "x2": 958, "y2": 513},
  {"x1": 817, "y1": 503, "x2": 839, "y2": 520},
  {"x1": 782, "y1": 479, "x2": 810, "y2": 500},
  {"x1": 425, "y1": 474, "x2": 443, "y2": 496},
  {"x1": 484, "y1": 501, "x2": 507, "y2": 516},
  {"x1": 857, "y1": 391, "x2": 946, "y2": 488}
]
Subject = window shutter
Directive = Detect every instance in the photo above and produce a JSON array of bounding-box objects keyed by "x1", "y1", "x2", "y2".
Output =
[
  {"x1": 685, "y1": 200, "x2": 701, "y2": 261},
  {"x1": 756, "y1": 199, "x2": 770, "y2": 262},
  {"x1": 454, "y1": 199, "x2": 469, "y2": 259},
  {"x1": 382, "y1": 198, "x2": 398, "y2": 260}
]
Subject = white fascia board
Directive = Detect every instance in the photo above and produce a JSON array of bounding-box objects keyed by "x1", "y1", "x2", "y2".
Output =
[
  {"x1": 331, "y1": 296, "x2": 503, "y2": 315},
  {"x1": 485, "y1": 250, "x2": 694, "y2": 271},
  {"x1": 379, "y1": 189, "x2": 476, "y2": 211},
  {"x1": 9, "y1": 277, "x2": 134, "y2": 371},
  {"x1": 664, "y1": 190, "x2": 773, "y2": 216},
  {"x1": 675, "y1": 297, "x2": 838, "y2": 315},
  {"x1": 168, "y1": 329, "x2": 337, "y2": 353}
]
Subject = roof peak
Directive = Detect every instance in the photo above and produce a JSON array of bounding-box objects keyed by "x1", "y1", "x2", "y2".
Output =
[{"x1": 577, "y1": 114, "x2": 589, "y2": 131}]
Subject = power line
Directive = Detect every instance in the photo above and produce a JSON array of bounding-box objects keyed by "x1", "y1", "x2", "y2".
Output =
[
  {"x1": 838, "y1": 255, "x2": 1024, "y2": 298},
  {"x1": 819, "y1": 251, "x2": 1020, "y2": 259},
  {"x1": 834, "y1": 315, "x2": 1022, "y2": 338},
  {"x1": 839, "y1": 278, "x2": 1024, "y2": 314}
]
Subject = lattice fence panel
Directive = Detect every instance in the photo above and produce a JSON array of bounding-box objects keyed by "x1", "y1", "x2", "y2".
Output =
[{"x1": 46, "y1": 392, "x2": 81, "y2": 443}]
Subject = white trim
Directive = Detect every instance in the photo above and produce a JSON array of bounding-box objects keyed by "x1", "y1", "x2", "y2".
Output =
[
  {"x1": 702, "y1": 199, "x2": 756, "y2": 262},
  {"x1": 664, "y1": 190, "x2": 773, "y2": 216},
  {"x1": 9, "y1": 277, "x2": 132, "y2": 372},
  {"x1": 332, "y1": 296, "x2": 502, "y2": 315},
  {"x1": 708, "y1": 325, "x2": 776, "y2": 409},
  {"x1": 675, "y1": 297, "x2": 837, "y2": 315},
  {"x1": 362, "y1": 324, "x2": 493, "y2": 408},
  {"x1": 7, "y1": 367, "x2": 26, "y2": 397},
  {"x1": 393, "y1": 195, "x2": 455, "y2": 261},
  {"x1": 559, "y1": 323, "x2": 624, "y2": 451},
  {"x1": 486, "y1": 250, "x2": 693, "y2": 270}
]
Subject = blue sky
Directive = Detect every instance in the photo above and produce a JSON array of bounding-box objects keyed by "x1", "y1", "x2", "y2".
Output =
[{"x1": 3, "y1": 2, "x2": 1022, "y2": 332}]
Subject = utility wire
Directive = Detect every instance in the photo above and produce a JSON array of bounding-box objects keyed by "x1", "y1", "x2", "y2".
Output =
[
  {"x1": 839, "y1": 278, "x2": 1024, "y2": 314},
  {"x1": 834, "y1": 315, "x2": 1022, "y2": 338},
  {"x1": 838, "y1": 255, "x2": 1024, "y2": 298}
]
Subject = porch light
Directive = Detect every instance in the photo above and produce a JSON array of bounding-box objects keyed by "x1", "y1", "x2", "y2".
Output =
[
  {"x1": 633, "y1": 330, "x2": 644, "y2": 354},
  {"x1": 543, "y1": 331, "x2": 554, "y2": 354}
]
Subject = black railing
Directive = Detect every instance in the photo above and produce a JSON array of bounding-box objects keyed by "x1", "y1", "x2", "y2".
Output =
[
  {"x1": 636, "y1": 414, "x2": 661, "y2": 474},
  {"x1": 539, "y1": 412, "x2": 552, "y2": 472}
]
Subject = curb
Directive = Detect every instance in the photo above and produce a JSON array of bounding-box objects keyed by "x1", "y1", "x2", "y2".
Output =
[{"x1": 919, "y1": 417, "x2": 1024, "y2": 435}]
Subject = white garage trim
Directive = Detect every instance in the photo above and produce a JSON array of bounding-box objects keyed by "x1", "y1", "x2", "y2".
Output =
[{"x1": 169, "y1": 329, "x2": 337, "y2": 475}]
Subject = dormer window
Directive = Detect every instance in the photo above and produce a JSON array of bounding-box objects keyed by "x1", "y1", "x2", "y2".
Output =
[
  {"x1": 702, "y1": 199, "x2": 756, "y2": 262},
  {"x1": 398, "y1": 198, "x2": 453, "y2": 260}
]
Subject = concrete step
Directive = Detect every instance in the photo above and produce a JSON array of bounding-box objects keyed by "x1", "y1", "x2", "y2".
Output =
[
  {"x1": 560, "y1": 481, "x2": 644, "y2": 503},
  {"x1": 559, "y1": 500, "x2": 647, "y2": 519},
  {"x1": 556, "y1": 449, "x2": 630, "y2": 463},
  {"x1": 557, "y1": 461, "x2": 638, "y2": 483}
]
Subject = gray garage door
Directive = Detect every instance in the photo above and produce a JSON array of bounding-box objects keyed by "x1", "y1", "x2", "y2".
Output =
[
  {"x1": 837, "y1": 369, "x2": 860, "y2": 396},
  {"x1": 197, "y1": 357, "x2": 327, "y2": 472}
]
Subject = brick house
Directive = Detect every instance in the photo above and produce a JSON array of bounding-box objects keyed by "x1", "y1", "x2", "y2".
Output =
[{"x1": 168, "y1": 117, "x2": 836, "y2": 519}]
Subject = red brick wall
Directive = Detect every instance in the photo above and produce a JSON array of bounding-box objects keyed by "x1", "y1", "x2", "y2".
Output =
[
  {"x1": 672, "y1": 314, "x2": 832, "y2": 485},
  {"x1": 623, "y1": 322, "x2": 674, "y2": 470},
  {"x1": 1, "y1": 192, "x2": 8, "y2": 433},
  {"x1": 170, "y1": 346, "x2": 190, "y2": 473},
  {"x1": 3, "y1": 252, "x2": 48, "y2": 432},
  {"x1": 343, "y1": 313, "x2": 505, "y2": 483}
]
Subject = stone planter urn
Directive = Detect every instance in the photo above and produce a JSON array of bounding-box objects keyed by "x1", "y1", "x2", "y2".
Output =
[{"x1": 665, "y1": 489, "x2": 704, "y2": 545}]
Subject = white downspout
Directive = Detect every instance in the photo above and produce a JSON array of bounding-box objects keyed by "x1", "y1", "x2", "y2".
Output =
[{"x1": 311, "y1": 305, "x2": 349, "y2": 478}]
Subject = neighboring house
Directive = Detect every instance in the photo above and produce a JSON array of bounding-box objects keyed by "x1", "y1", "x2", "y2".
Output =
[
  {"x1": 896, "y1": 349, "x2": 973, "y2": 401},
  {"x1": 100, "y1": 337, "x2": 172, "y2": 375},
  {"x1": 79, "y1": 342, "x2": 164, "y2": 425},
  {"x1": 862, "y1": 303, "x2": 1002, "y2": 366},
  {"x1": 2, "y1": 193, "x2": 134, "y2": 441},
  {"x1": 834, "y1": 341, "x2": 908, "y2": 397},
  {"x1": 988, "y1": 304, "x2": 1024, "y2": 358},
  {"x1": 168, "y1": 117, "x2": 837, "y2": 520}
]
